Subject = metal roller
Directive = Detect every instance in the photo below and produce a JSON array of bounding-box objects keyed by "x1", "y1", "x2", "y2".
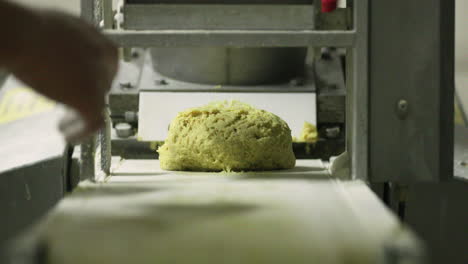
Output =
[{"x1": 151, "y1": 47, "x2": 307, "y2": 85}]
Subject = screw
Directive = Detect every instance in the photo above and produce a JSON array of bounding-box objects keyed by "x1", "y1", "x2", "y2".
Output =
[
  {"x1": 119, "y1": 81, "x2": 133, "y2": 89},
  {"x1": 325, "y1": 126, "x2": 341, "y2": 139},
  {"x1": 396, "y1": 99, "x2": 409, "y2": 119},
  {"x1": 115, "y1": 123, "x2": 134, "y2": 138},
  {"x1": 155, "y1": 79, "x2": 168, "y2": 85},
  {"x1": 321, "y1": 47, "x2": 332, "y2": 60},
  {"x1": 131, "y1": 50, "x2": 140, "y2": 59},
  {"x1": 114, "y1": 13, "x2": 124, "y2": 28}
]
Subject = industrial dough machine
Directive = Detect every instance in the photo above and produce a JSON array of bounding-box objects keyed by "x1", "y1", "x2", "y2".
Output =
[{"x1": 6, "y1": 0, "x2": 456, "y2": 263}]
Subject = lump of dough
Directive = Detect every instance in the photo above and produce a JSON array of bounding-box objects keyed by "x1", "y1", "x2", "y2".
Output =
[
  {"x1": 158, "y1": 101, "x2": 296, "y2": 172},
  {"x1": 293, "y1": 122, "x2": 318, "y2": 143}
]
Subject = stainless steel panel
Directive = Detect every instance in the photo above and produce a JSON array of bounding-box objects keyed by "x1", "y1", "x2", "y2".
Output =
[
  {"x1": 104, "y1": 29, "x2": 356, "y2": 47},
  {"x1": 126, "y1": 0, "x2": 313, "y2": 3},
  {"x1": 136, "y1": 50, "x2": 316, "y2": 92},
  {"x1": 349, "y1": 0, "x2": 369, "y2": 181},
  {"x1": 123, "y1": 4, "x2": 315, "y2": 30},
  {"x1": 0, "y1": 107, "x2": 65, "y2": 260},
  {"x1": 369, "y1": 0, "x2": 455, "y2": 182},
  {"x1": 406, "y1": 179, "x2": 468, "y2": 264},
  {"x1": 0, "y1": 159, "x2": 64, "y2": 252},
  {"x1": 80, "y1": 0, "x2": 101, "y2": 26},
  {"x1": 151, "y1": 47, "x2": 307, "y2": 85}
]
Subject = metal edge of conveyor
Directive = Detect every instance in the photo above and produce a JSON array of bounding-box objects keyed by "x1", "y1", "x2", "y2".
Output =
[
  {"x1": 455, "y1": 89, "x2": 468, "y2": 127},
  {"x1": 454, "y1": 125, "x2": 468, "y2": 182},
  {"x1": 0, "y1": 157, "x2": 64, "y2": 264},
  {"x1": 0, "y1": 76, "x2": 67, "y2": 261}
]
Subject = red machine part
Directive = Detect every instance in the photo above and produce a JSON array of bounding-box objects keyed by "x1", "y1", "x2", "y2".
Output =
[{"x1": 322, "y1": 0, "x2": 337, "y2": 12}]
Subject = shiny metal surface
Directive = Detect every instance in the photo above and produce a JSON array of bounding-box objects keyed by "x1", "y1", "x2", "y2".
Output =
[
  {"x1": 123, "y1": 4, "x2": 315, "y2": 31},
  {"x1": 126, "y1": 0, "x2": 313, "y2": 3},
  {"x1": 151, "y1": 47, "x2": 307, "y2": 85},
  {"x1": 104, "y1": 29, "x2": 357, "y2": 48},
  {"x1": 369, "y1": 0, "x2": 455, "y2": 183}
]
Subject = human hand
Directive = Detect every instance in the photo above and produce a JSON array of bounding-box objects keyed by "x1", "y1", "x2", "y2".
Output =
[{"x1": 8, "y1": 10, "x2": 118, "y2": 143}]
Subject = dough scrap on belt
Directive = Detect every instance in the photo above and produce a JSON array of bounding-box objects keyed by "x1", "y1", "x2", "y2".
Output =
[
  {"x1": 158, "y1": 101, "x2": 296, "y2": 172},
  {"x1": 293, "y1": 122, "x2": 318, "y2": 143}
]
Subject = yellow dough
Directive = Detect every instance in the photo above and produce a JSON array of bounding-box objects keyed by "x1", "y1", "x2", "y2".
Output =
[
  {"x1": 158, "y1": 101, "x2": 296, "y2": 171},
  {"x1": 293, "y1": 122, "x2": 318, "y2": 143}
]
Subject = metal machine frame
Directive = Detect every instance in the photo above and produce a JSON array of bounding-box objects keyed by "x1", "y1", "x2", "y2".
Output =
[
  {"x1": 79, "y1": 0, "x2": 454, "y2": 186},
  {"x1": 79, "y1": 0, "x2": 369, "y2": 181}
]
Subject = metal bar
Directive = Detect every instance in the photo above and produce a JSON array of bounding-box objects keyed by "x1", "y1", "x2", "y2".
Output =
[
  {"x1": 102, "y1": 0, "x2": 114, "y2": 29},
  {"x1": 80, "y1": 0, "x2": 95, "y2": 23},
  {"x1": 104, "y1": 29, "x2": 356, "y2": 47},
  {"x1": 81, "y1": 0, "x2": 102, "y2": 26},
  {"x1": 62, "y1": 144, "x2": 75, "y2": 192},
  {"x1": 140, "y1": 88, "x2": 315, "y2": 93},
  {"x1": 438, "y1": 0, "x2": 455, "y2": 180},
  {"x1": 80, "y1": 138, "x2": 96, "y2": 181},
  {"x1": 350, "y1": 0, "x2": 368, "y2": 181},
  {"x1": 126, "y1": 0, "x2": 314, "y2": 3},
  {"x1": 123, "y1": 4, "x2": 315, "y2": 30},
  {"x1": 80, "y1": 0, "x2": 100, "y2": 182},
  {"x1": 95, "y1": 107, "x2": 112, "y2": 181}
]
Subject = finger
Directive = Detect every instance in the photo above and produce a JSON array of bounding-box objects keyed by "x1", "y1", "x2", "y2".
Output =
[
  {"x1": 61, "y1": 113, "x2": 104, "y2": 144},
  {"x1": 59, "y1": 97, "x2": 105, "y2": 143},
  {"x1": 58, "y1": 109, "x2": 82, "y2": 132},
  {"x1": 59, "y1": 110, "x2": 87, "y2": 144}
]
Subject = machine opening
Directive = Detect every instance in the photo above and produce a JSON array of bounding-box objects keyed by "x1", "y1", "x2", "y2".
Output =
[
  {"x1": 109, "y1": 46, "x2": 346, "y2": 161},
  {"x1": 108, "y1": 0, "x2": 351, "y2": 163}
]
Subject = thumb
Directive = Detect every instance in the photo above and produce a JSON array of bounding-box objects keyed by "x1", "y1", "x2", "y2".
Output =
[{"x1": 59, "y1": 104, "x2": 105, "y2": 144}]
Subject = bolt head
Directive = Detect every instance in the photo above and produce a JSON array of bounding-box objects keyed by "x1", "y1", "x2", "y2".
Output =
[
  {"x1": 320, "y1": 47, "x2": 332, "y2": 60},
  {"x1": 155, "y1": 79, "x2": 168, "y2": 85},
  {"x1": 396, "y1": 99, "x2": 409, "y2": 119},
  {"x1": 119, "y1": 82, "x2": 133, "y2": 89},
  {"x1": 115, "y1": 123, "x2": 134, "y2": 138},
  {"x1": 325, "y1": 127, "x2": 341, "y2": 139}
]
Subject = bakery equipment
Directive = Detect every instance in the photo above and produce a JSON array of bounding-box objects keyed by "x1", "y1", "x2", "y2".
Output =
[
  {"x1": 4, "y1": 0, "x2": 458, "y2": 263},
  {"x1": 80, "y1": 0, "x2": 454, "y2": 185}
]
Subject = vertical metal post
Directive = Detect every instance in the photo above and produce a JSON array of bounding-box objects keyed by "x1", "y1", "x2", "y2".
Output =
[
  {"x1": 79, "y1": 0, "x2": 112, "y2": 182},
  {"x1": 95, "y1": 106, "x2": 112, "y2": 181},
  {"x1": 81, "y1": 0, "x2": 103, "y2": 26},
  {"x1": 80, "y1": 0, "x2": 94, "y2": 23},
  {"x1": 80, "y1": 138, "x2": 96, "y2": 181},
  {"x1": 99, "y1": 0, "x2": 114, "y2": 181},
  {"x1": 349, "y1": 0, "x2": 368, "y2": 180},
  {"x1": 79, "y1": 0, "x2": 97, "y2": 182},
  {"x1": 102, "y1": 0, "x2": 114, "y2": 29}
]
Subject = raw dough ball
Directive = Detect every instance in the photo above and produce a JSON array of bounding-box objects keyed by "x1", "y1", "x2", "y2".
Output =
[{"x1": 158, "y1": 101, "x2": 296, "y2": 171}]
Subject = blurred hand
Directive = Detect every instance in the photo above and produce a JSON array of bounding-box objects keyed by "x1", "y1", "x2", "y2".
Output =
[{"x1": 8, "y1": 10, "x2": 118, "y2": 143}]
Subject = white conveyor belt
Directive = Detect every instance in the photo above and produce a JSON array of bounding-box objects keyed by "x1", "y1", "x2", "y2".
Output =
[{"x1": 28, "y1": 159, "x2": 422, "y2": 264}]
